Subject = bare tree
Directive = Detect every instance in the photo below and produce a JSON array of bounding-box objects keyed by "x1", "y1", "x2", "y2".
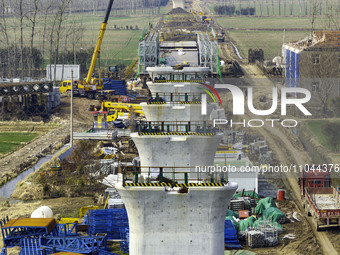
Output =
[
  {"x1": 52, "y1": 0, "x2": 72, "y2": 84},
  {"x1": 302, "y1": 51, "x2": 339, "y2": 113},
  {"x1": 284, "y1": 0, "x2": 287, "y2": 16},
  {"x1": 289, "y1": 0, "x2": 294, "y2": 15},
  {"x1": 14, "y1": 0, "x2": 25, "y2": 79},
  {"x1": 26, "y1": 0, "x2": 40, "y2": 78},
  {"x1": 259, "y1": 0, "x2": 264, "y2": 16},
  {"x1": 278, "y1": 0, "x2": 281, "y2": 16},
  {"x1": 0, "y1": 0, "x2": 11, "y2": 77},
  {"x1": 310, "y1": 0, "x2": 320, "y2": 31}
]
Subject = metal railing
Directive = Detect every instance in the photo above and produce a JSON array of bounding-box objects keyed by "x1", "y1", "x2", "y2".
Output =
[
  {"x1": 121, "y1": 166, "x2": 227, "y2": 186},
  {"x1": 137, "y1": 121, "x2": 218, "y2": 134},
  {"x1": 148, "y1": 92, "x2": 205, "y2": 104}
]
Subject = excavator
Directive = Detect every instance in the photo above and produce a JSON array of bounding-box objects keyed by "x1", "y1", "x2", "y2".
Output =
[{"x1": 59, "y1": 0, "x2": 118, "y2": 99}]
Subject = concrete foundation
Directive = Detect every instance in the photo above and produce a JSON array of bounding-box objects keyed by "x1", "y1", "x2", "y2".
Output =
[{"x1": 116, "y1": 182, "x2": 238, "y2": 255}]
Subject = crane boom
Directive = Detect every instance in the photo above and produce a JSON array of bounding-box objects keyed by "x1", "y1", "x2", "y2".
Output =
[{"x1": 85, "y1": 0, "x2": 114, "y2": 85}]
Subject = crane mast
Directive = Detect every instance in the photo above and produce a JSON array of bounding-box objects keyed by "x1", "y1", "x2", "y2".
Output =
[{"x1": 85, "y1": 0, "x2": 114, "y2": 85}]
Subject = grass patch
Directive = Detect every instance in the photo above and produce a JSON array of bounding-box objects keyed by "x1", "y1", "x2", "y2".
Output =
[
  {"x1": 0, "y1": 132, "x2": 39, "y2": 155},
  {"x1": 215, "y1": 15, "x2": 334, "y2": 60},
  {"x1": 215, "y1": 16, "x2": 329, "y2": 30},
  {"x1": 305, "y1": 120, "x2": 340, "y2": 151},
  {"x1": 228, "y1": 29, "x2": 309, "y2": 60}
]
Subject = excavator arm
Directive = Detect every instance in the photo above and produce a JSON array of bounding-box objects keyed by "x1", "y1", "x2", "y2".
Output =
[{"x1": 85, "y1": 0, "x2": 114, "y2": 85}]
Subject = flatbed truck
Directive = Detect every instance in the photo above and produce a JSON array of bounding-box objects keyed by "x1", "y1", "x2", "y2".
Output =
[{"x1": 300, "y1": 167, "x2": 340, "y2": 230}]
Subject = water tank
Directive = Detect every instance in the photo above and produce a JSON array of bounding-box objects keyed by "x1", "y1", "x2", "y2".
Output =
[{"x1": 31, "y1": 206, "x2": 54, "y2": 218}]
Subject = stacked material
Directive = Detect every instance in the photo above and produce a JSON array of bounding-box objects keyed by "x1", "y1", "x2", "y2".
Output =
[
  {"x1": 246, "y1": 230, "x2": 265, "y2": 248},
  {"x1": 103, "y1": 79, "x2": 127, "y2": 95},
  {"x1": 119, "y1": 227, "x2": 129, "y2": 253},
  {"x1": 87, "y1": 209, "x2": 128, "y2": 239}
]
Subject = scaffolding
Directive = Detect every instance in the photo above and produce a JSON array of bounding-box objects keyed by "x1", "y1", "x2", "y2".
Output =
[
  {"x1": 138, "y1": 32, "x2": 159, "y2": 75},
  {"x1": 197, "y1": 31, "x2": 219, "y2": 74}
]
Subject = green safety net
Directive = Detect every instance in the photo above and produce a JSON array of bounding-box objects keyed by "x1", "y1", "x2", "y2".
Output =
[
  {"x1": 233, "y1": 191, "x2": 261, "y2": 199},
  {"x1": 238, "y1": 216, "x2": 256, "y2": 232},
  {"x1": 254, "y1": 197, "x2": 277, "y2": 215},
  {"x1": 261, "y1": 207, "x2": 285, "y2": 222},
  {"x1": 226, "y1": 209, "x2": 239, "y2": 218}
]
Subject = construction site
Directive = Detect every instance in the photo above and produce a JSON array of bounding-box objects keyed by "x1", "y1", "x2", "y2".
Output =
[{"x1": 0, "y1": 0, "x2": 339, "y2": 254}]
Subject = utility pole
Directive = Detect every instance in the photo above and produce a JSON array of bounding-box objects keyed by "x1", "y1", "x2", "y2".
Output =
[{"x1": 70, "y1": 69, "x2": 74, "y2": 147}]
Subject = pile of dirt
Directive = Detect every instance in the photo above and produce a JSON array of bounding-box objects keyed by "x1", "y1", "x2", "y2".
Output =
[{"x1": 167, "y1": 7, "x2": 188, "y2": 15}]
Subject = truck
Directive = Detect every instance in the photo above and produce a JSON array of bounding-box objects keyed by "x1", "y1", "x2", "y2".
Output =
[
  {"x1": 300, "y1": 166, "x2": 340, "y2": 230},
  {"x1": 58, "y1": 0, "x2": 124, "y2": 99}
]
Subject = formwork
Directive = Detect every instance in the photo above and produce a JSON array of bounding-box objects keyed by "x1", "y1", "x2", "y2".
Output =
[{"x1": 0, "y1": 82, "x2": 60, "y2": 118}]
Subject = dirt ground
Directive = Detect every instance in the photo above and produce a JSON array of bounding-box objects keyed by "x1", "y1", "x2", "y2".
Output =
[
  {"x1": 1, "y1": 2, "x2": 339, "y2": 254},
  {"x1": 216, "y1": 47, "x2": 340, "y2": 254}
]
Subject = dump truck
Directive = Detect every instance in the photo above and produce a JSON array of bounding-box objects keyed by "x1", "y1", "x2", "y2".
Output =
[{"x1": 300, "y1": 166, "x2": 340, "y2": 230}]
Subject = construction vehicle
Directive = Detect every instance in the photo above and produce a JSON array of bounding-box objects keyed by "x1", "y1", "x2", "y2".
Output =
[
  {"x1": 216, "y1": 30, "x2": 225, "y2": 42},
  {"x1": 59, "y1": 0, "x2": 122, "y2": 99},
  {"x1": 124, "y1": 59, "x2": 139, "y2": 79},
  {"x1": 102, "y1": 102, "x2": 144, "y2": 122},
  {"x1": 92, "y1": 102, "x2": 144, "y2": 129},
  {"x1": 300, "y1": 165, "x2": 340, "y2": 230}
]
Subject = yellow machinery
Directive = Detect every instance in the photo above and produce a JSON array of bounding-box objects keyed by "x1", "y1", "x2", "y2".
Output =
[
  {"x1": 102, "y1": 102, "x2": 144, "y2": 122},
  {"x1": 59, "y1": 0, "x2": 115, "y2": 98},
  {"x1": 124, "y1": 59, "x2": 139, "y2": 79}
]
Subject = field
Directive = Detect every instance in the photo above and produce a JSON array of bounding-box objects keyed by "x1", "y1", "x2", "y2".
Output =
[
  {"x1": 0, "y1": 132, "x2": 39, "y2": 155},
  {"x1": 227, "y1": 29, "x2": 309, "y2": 60},
  {"x1": 67, "y1": 14, "x2": 163, "y2": 66},
  {"x1": 208, "y1": 0, "x2": 340, "y2": 17},
  {"x1": 305, "y1": 120, "x2": 332, "y2": 149},
  {"x1": 3, "y1": 5, "x2": 171, "y2": 70},
  {"x1": 215, "y1": 15, "x2": 332, "y2": 60}
]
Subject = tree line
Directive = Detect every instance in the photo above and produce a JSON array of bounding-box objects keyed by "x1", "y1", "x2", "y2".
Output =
[
  {"x1": 215, "y1": 0, "x2": 340, "y2": 20},
  {"x1": 0, "y1": 0, "x2": 168, "y2": 80}
]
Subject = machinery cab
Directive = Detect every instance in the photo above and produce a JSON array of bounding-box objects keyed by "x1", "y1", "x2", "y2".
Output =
[
  {"x1": 92, "y1": 111, "x2": 108, "y2": 129},
  {"x1": 59, "y1": 80, "x2": 72, "y2": 93},
  {"x1": 59, "y1": 80, "x2": 80, "y2": 93}
]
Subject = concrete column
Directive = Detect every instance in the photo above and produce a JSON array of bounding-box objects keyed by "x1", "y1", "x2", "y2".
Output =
[
  {"x1": 140, "y1": 102, "x2": 214, "y2": 122},
  {"x1": 116, "y1": 182, "x2": 238, "y2": 255},
  {"x1": 131, "y1": 133, "x2": 223, "y2": 179}
]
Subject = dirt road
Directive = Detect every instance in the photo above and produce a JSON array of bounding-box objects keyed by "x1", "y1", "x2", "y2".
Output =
[{"x1": 236, "y1": 62, "x2": 339, "y2": 255}]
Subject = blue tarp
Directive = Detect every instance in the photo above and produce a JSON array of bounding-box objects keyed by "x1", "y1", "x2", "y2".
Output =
[{"x1": 225, "y1": 219, "x2": 242, "y2": 249}]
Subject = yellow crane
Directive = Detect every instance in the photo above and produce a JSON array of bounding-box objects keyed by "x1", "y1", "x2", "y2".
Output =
[
  {"x1": 101, "y1": 102, "x2": 144, "y2": 122},
  {"x1": 59, "y1": 0, "x2": 115, "y2": 98}
]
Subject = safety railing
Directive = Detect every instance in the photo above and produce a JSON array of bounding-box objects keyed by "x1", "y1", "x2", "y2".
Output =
[
  {"x1": 136, "y1": 121, "x2": 217, "y2": 135},
  {"x1": 121, "y1": 166, "x2": 227, "y2": 186},
  {"x1": 148, "y1": 92, "x2": 205, "y2": 104},
  {"x1": 153, "y1": 77, "x2": 204, "y2": 83}
]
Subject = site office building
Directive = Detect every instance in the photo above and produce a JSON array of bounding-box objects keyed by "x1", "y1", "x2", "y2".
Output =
[{"x1": 283, "y1": 31, "x2": 340, "y2": 110}]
